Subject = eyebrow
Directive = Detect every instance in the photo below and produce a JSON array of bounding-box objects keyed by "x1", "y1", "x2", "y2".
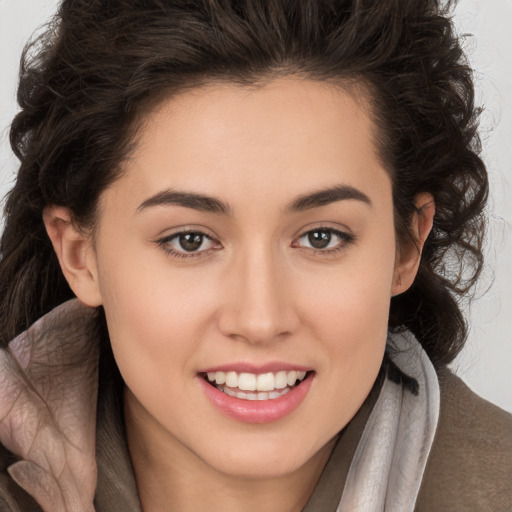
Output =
[
  {"x1": 136, "y1": 184, "x2": 371, "y2": 216},
  {"x1": 136, "y1": 190, "x2": 231, "y2": 215},
  {"x1": 286, "y1": 184, "x2": 372, "y2": 212}
]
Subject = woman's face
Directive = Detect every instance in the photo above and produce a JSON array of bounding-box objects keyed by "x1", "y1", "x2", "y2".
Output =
[{"x1": 90, "y1": 78, "x2": 403, "y2": 478}]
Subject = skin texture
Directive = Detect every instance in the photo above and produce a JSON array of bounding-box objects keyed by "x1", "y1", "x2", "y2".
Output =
[{"x1": 44, "y1": 78, "x2": 434, "y2": 512}]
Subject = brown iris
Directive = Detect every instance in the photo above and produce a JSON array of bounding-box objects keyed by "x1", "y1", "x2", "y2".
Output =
[
  {"x1": 178, "y1": 232, "x2": 204, "y2": 251},
  {"x1": 308, "y1": 230, "x2": 332, "y2": 249}
]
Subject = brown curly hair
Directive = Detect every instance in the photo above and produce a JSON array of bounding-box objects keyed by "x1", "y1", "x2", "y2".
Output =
[{"x1": 0, "y1": 0, "x2": 488, "y2": 368}]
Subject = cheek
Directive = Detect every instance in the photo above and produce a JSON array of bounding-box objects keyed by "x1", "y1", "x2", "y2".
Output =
[
  {"x1": 298, "y1": 239, "x2": 395, "y2": 336},
  {"x1": 295, "y1": 240, "x2": 395, "y2": 400},
  {"x1": 98, "y1": 261, "x2": 215, "y2": 358},
  {"x1": 306, "y1": 275, "x2": 390, "y2": 366},
  {"x1": 94, "y1": 238, "x2": 231, "y2": 405}
]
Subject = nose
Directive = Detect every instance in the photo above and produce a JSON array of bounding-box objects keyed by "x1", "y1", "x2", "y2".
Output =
[{"x1": 217, "y1": 246, "x2": 299, "y2": 345}]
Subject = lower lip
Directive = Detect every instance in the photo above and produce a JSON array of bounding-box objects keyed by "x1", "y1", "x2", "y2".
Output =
[{"x1": 198, "y1": 373, "x2": 314, "y2": 424}]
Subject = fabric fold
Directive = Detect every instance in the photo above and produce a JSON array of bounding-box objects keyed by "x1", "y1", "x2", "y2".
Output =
[
  {"x1": 0, "y1": 300, "x2": 100, "y2": 512},
  {"x1": 337, "y1": 331, "x2": 440, "y2": 512}
]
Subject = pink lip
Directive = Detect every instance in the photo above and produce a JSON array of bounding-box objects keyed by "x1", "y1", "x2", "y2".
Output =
[
  {"x1": 198, "y1": 372, "x2": 314, "y2": 424},
  {"x1": 198, "y1": 362, "x2": 311, "y2": 374}
]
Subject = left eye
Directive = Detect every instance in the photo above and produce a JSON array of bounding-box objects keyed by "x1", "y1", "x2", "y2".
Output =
[
  {"x1": 165, "y1": 231, "x2": 217, "y2": 253},
  {"x1": 295, "y1": 228, "x2": 351, "y2": 250}
]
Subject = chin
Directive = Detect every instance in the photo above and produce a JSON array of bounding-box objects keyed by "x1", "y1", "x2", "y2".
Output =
[{"x1": 200, "y1": 434, "x2": 331, "y2": 480}]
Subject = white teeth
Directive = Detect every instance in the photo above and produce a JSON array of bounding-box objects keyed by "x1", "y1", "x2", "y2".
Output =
[
  {"x1": 206, "y1": 369, "x2": 308, "y2": 397},
  {"x1": 224, "y1": 387, "x2": 236, "y2": 397},
  {"x1": 214, "y1": 371, "x2": 226, "y2": 385},
  {"x1": 256, "y1": 372, "x2": 275, "y2": 391},
  {"x1": 238, "y1": 373, "x2": 257, "y2": 391},
  {"x1": 225, "y1": 371, "x2": 238, "y2": 388},
  {"x1": 274, "y1": 371, "x2": 288, "y2": 389},
  {"x1": 286, "y1": 371, "x2": 297, "y2": 387}
]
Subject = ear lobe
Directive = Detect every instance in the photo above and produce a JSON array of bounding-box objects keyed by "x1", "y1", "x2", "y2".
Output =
[
  {"x1": 391, "y1": 193, "x2": 435, "y2": 296},
  {"x1": 43, "y1": 206, "x2": 102, "y2": 307}
]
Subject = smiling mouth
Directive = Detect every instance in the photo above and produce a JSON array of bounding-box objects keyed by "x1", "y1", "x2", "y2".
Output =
[{"x1": 202, "y1": 370, "x2": 311, "y2": 401}]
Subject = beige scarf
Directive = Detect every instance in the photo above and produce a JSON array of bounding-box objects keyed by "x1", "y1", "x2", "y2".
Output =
[{"x1": 338, "y1": 331, "x2": 440, "y2": 511}]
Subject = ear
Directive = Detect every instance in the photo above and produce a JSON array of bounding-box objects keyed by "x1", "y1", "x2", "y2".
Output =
[
  {"x1": 391, "y1": 193, "x2": 435, "y2": 296},
  {"x1": 43, "y1": 206, "x2": 103, "y2": 307}
]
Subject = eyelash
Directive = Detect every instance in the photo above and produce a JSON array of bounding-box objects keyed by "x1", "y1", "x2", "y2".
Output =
[
  {"x1": 156, "y1": 231, "x2": 220, "y2": 259},
  {"x1": 156, "y1": 227, "x2": 355, "y2": 260},
  {"x1": 292, "y1": 227, "x2": 355, "y2": 256}
]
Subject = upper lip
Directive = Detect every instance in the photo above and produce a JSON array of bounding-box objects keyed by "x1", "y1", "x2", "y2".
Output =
[{"x1": 198, "y1": 362, "x2": 312, "y2": 374}]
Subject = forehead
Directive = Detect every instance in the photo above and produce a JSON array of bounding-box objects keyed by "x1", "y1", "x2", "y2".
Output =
[{"x1": 109, "y1": 77, "x2": 391, "y2": 214}]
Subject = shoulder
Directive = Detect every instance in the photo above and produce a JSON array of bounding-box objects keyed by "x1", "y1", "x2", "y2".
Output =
[{"x1": 416, "y1": 368, "x2": 512, "y2": 511}]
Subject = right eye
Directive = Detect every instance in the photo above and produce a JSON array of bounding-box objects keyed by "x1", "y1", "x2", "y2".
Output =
[{"x1": 157, "y1": 231, "x2": 221, "y2": 258}]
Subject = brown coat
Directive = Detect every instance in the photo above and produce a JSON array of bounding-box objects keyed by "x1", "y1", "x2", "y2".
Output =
[
  {"x1": 305, "y1": 368, "x2": 512, "y2": 511},
  {"x1": 1, "y1": 367, "x2": 511, "y2": 511}
]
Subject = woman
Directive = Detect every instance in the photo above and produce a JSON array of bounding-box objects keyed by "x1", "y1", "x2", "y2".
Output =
[{"x1": 0, "y1": 0, "x2": 511, "y2": 511}]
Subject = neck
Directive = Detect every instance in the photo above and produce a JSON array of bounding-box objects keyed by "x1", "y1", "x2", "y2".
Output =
[{"x1": 124, "y1": 389, "x2": 336, "y2": 512}]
